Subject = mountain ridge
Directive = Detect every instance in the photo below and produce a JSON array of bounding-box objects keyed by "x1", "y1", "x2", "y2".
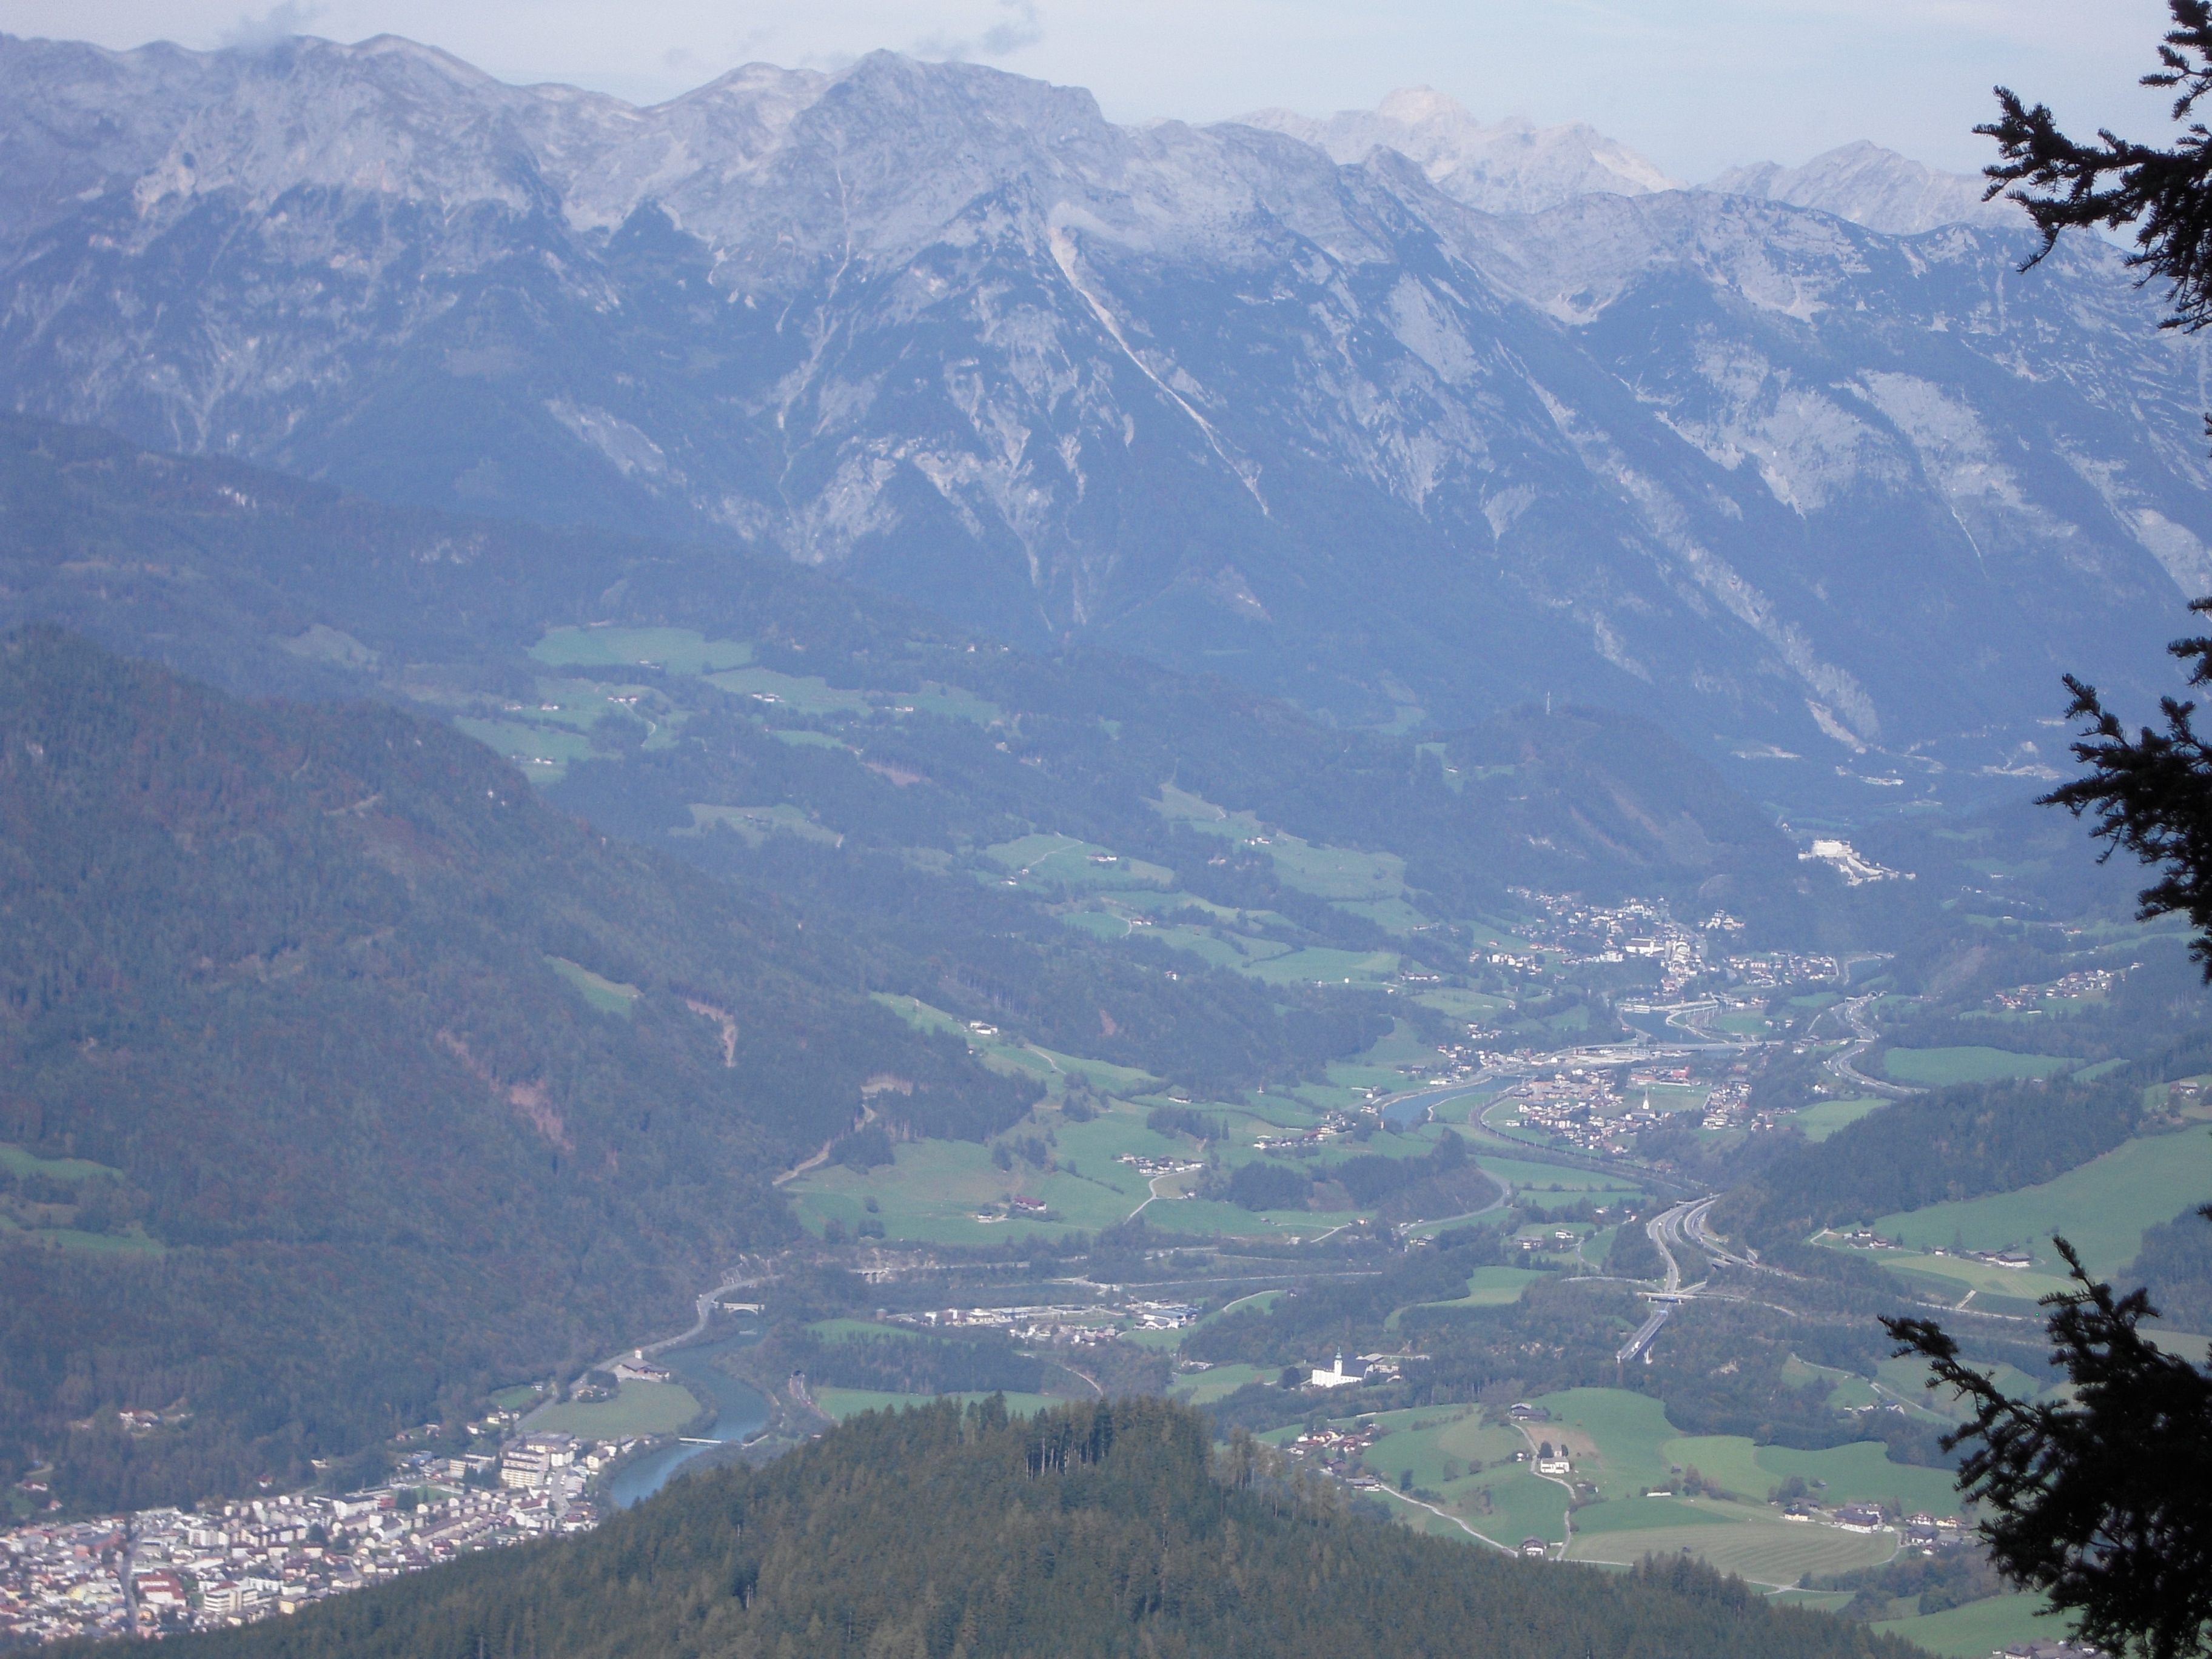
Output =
[{"x1": 0, "y1": 32, "x2": 2202, "y2": 802}]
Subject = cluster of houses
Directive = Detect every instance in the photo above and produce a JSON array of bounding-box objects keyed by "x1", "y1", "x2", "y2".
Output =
[
  {"x1": 1504, "y1": 1074, "x2": 1653, "y2": 1154},
  {"x1": 1116, "y1": 1154, "x2": 1205, "y2": 1176},
  {"x1": 1719, "y1": 951, "x2": 1840, "y2": 989},
  {"x1": 1697, "y1": 1079, "x2": 1755, "y2": 1130},
  {"x1": 885, "y1": 1299, "x2": 1202, "y2": 1343},
  {"x1": 1488, "y1": 892, "x2": 1711, "y2": 995},
  {"x1": 0, "y1": 1432, "x2": 648, "y2": 1643},
  {"x1": 1989, "y1": 965, "x2": 2129, "y2": 1012}
]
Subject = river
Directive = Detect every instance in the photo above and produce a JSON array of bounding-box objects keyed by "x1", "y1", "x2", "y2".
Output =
[{"x1": 605, "y1": 1333, "x2": 771, "y2": 1508}]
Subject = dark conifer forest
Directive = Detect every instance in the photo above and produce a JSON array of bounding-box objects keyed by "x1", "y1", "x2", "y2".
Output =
[{"x1": 80, "y1": 1399, "x2": 1920, "y2": 1659}]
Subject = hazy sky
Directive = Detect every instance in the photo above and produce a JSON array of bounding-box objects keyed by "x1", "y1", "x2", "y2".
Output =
[{"x1": 0, "y1": 0, "x2": 2182, "y2": 183}]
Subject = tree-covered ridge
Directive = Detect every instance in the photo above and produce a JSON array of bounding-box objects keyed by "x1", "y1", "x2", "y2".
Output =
[
  {"x1": 0, "y1": 411, "x2": 1819, "y2": 935},
  {"x1": 0, "y1": 629, "x2": 1033, "y2": 1510},
  {"x1": 118, "y1": 1398, "x2": 1921, "y2": 1659},
  {"x1": 1718, "y1": 1075, "x2": 2151, "y2": 1254}
]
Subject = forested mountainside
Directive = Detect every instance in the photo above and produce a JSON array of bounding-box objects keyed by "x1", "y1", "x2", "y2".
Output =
[
  {"x1": 0, "y1": 415, "x2": 1809, "y2": 924},
  {"x1": 0, "y1": 409, "x2": 1851, "y2": 985},
  {"x1": 97, "y1": 1398, "x2": 1918, "y2": 1659},
  {"x1": 0, "y1": 36, "x2": 2201, "y2": 789},
  {"x1": 0, "y1": 630, "x2": 1034, "y2": 1512}
]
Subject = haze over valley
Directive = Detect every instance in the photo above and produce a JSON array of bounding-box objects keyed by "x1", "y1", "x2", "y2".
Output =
[{"x1": 1, "y1": 19, "x2": 2208, "y2": 1659}]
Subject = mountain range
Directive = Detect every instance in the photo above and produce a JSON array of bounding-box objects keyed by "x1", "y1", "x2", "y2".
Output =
[{"x1": 0, "y1": 32, "x2": 2203, "y2": 808}]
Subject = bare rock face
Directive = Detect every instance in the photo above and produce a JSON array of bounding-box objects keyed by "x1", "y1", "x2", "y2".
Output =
[
  {"x1": 0, "y1": 32, "x2": 2202, "y2": 786},
  {"x1": 1236, "y1": 86, "x2": 1681, "y2": 215},
  {"x1": 1704, "y1": 141, "x2": 2025, "y2": 235}
]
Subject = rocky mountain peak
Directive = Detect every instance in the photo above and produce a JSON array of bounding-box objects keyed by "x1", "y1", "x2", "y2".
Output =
[
  {"x1": 1234, "y1": 87, "x2": 1682, "y2": 214},
  {"x1": 1704, "y1": 140, "x2": 2024, "y2": 235}
]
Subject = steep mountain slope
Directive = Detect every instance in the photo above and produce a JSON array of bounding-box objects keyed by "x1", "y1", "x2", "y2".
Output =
[
  {"x1": 133, "y1": 1398, "x2": 1917, "y2": 1659},
  {"x1": 0, "y1": 413, "x2": 1826, "y2": 945},
  {"x1": 0, "y1": 35, "x2": 2200, "y2": 798},
  {"x1": 0, "y1": 629, "x2": 1031, "y2": 1510}
]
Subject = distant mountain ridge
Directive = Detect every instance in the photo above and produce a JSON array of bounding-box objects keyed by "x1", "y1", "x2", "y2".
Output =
[
  {"x1": 1707, "y1": 141, "x2": 2023, "y2": 235},
  {"x1": 0, "y1": 32, "x2": 2200, "y2": 799},
  {"x1": 1238, "y1": 87, "x2": 1684, "y2": 215}
]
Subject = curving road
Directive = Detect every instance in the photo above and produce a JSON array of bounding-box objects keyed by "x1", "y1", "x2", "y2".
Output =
[{"x1": 1822, "y1": 996, "x2": 1920, "y2": 1099}]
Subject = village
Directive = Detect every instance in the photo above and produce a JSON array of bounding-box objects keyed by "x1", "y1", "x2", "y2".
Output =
[
  {"x1": 886, "y1": 1299, "x2": 1204, "y2": 1344},
  {"x1": 0, "y1": 1428, "x2": 643, "y2": 1644}
]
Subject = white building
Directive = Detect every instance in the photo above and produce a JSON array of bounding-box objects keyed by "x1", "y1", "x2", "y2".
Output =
[{"x1": 1309, "y1": 1353, "x2": 1362, "y2": 1389}]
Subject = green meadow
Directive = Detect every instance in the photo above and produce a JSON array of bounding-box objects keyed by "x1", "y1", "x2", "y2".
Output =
[
  {"x1": 811, "y1": 1389, "x2": 1065, "y2": 1422},
  {"x1": 530, "y1": 626, "x2": 752, "y2": 674},
  {"x1": 546, "y1": 956, "x2": 642, "y2": 1017},
  {"x1": 0, "y1": 1143, "x2": 122, "y2": 1182},
  {"x1": 1880, "y1": 1047, "x2": 2072, "y2": 1087},
  {"x1": 1871, "y1": 1128, "x2": 2212, "y2": 1278},
  {"x1": 1872, "y1": 1593, "x2": 2068, "y2": 1657},
  {"x1": 1793, "y1": 1097, "x2": 1886, "y2": 1141},
  {"x1": 533, "y1": 1380, "x2": 702, "y2": 1438}
]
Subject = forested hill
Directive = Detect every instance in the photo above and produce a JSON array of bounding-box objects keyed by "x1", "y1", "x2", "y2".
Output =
[
  {"x1": 0, "y1": 413, "x2": 1823, "y2": 937},
  {"x1": 119, "y1": 1398, "x2": 1919, "y2": 1659},
  {"x1": 0, "y1": 629, "x2": 1031, "y2": 1511}
]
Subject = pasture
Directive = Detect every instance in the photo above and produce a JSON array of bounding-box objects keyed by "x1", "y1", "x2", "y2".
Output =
[
  {"x1": 676, "y1": 803, "x2": 843, "y2": 848},
  {"x1": 0, "y1": 1143, "x2": 121, "y2": 1182},
  {"x1": 1880, "y1": 1047, "x2": 2071, "y2": 1086},
  {"x1": 1872, "y1": 1593, "x2": 2067, "y2": 1658},
  {"x1": 1566, "y1": 1517, "x2": 1897, "y2": 1587},
  {"x1": 532, "y1": 1381, "x2": 702, "y2": 1438},
  {"x1": 453, "y1": 717, "x2": 592, "y2": 781},
  {"x1": 1793, "y1": 1096, "x2": 1886, "y2": 1141},
  {"x1": 811, "y1": 1389, "x2": 1065, "y2": 1423},
  {"x1": 987, "y1": 833, "x2": 1174, "y2": 890},
  {"x1": 1872, "y1": 1128, "x2": 2212, "y2": 1278},
  {"x1": 530, "y1": 625, "x2": 751, "y2": 674},
  {"x1": 703, "y1": 664, "x2": 868, "y2": 716},
  {"x1": 546, "y1": 956, "x2": 640, "y2": 1017}
]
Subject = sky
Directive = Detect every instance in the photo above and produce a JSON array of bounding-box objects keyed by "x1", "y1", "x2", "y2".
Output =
[{"x1": 0, "y1": 0, "x2": 2184, "y2": 183}]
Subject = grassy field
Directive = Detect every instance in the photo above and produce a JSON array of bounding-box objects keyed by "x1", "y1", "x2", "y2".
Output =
[
  {"x1": 532, "y1": 1381, "x2": 702, "y2": 1438},
  {"x1": 546, "y1": 955, "x2": 641, "y2": 1017},
  {"x1": 1794, "y1": 1097, "x2": 1887, "y2": 1142},
  {"x1": 1566, "y1": 1517, "x2": 1897, "y2": 1587},
  {"x1": 986, "y1": 834, "x2": 1174, "y2": 891},
  {"x1": 1332, "y1": 897, "x2": 1435, "y2": 934},
  {"x1": 1389, "y1": 1265, "x2": 1549, "y2": 1324},
  {"x1": 906, "y1": 680, "x2": 1000, "y2": 725},
  {"x1": 1472, "y1": 1158, "x2": 1644, "y2": 1196},
  {"x1": 1168, "y1": 1364, "x2": 1266, "y2": 1406},
  {"x1": 1871, "y1": 1128, "x2": 2212, "y2": 1278},
  {"x1": 810, "y1": 1389, "x2": 1065, "y2": 1422},
  {"x1": 1259, "y1": 835, "x2": 1406, "y2": 903},
  {"x1": 1236, "y1": 946, "x2": 1401, "y2": 987},
  {"x1": 1872, "y1": 1593, "x2": 2067, "y2": 1657},
  {"x1": 490, "y1": 1384, "x2": 546, "y2": 1411},
  {"x1": 452, "y1": 717, "x2": 592, "y2": 781},
  {"x1": 0, "y1": 1143, "x2": 121, "y2": 1182},
  {"x1": 1847, "y1": 1249, "x2": 2079, "y2": 1308},
  {"x1": 1652, "y1": 1435, "x2": 1960, "y2": 1516},
  {"x1": 1880, "y1": 1047, "x2": 2071, "y2": 1086},
  {"x1": 703, "y1": 664, "x2": 869, "y2": 716},
  {"x1": 531, "y1": 625, "x2": 751, "y2": 674},
  {"x1": 675, "y1": 802, "x2": 845, "y2": 848},
  {"x1": 0, "y1": 1218, "x2": 165, "y2": 1255}
]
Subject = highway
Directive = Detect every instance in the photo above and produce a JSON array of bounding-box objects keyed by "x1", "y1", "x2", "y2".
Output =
[
  {"x1": 1820, "y1": 996, "x2": 1920, "y2": 1099},
  {"x1": 1615, "y1": 1195, "x2": 1773, "y2": 1363}
]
